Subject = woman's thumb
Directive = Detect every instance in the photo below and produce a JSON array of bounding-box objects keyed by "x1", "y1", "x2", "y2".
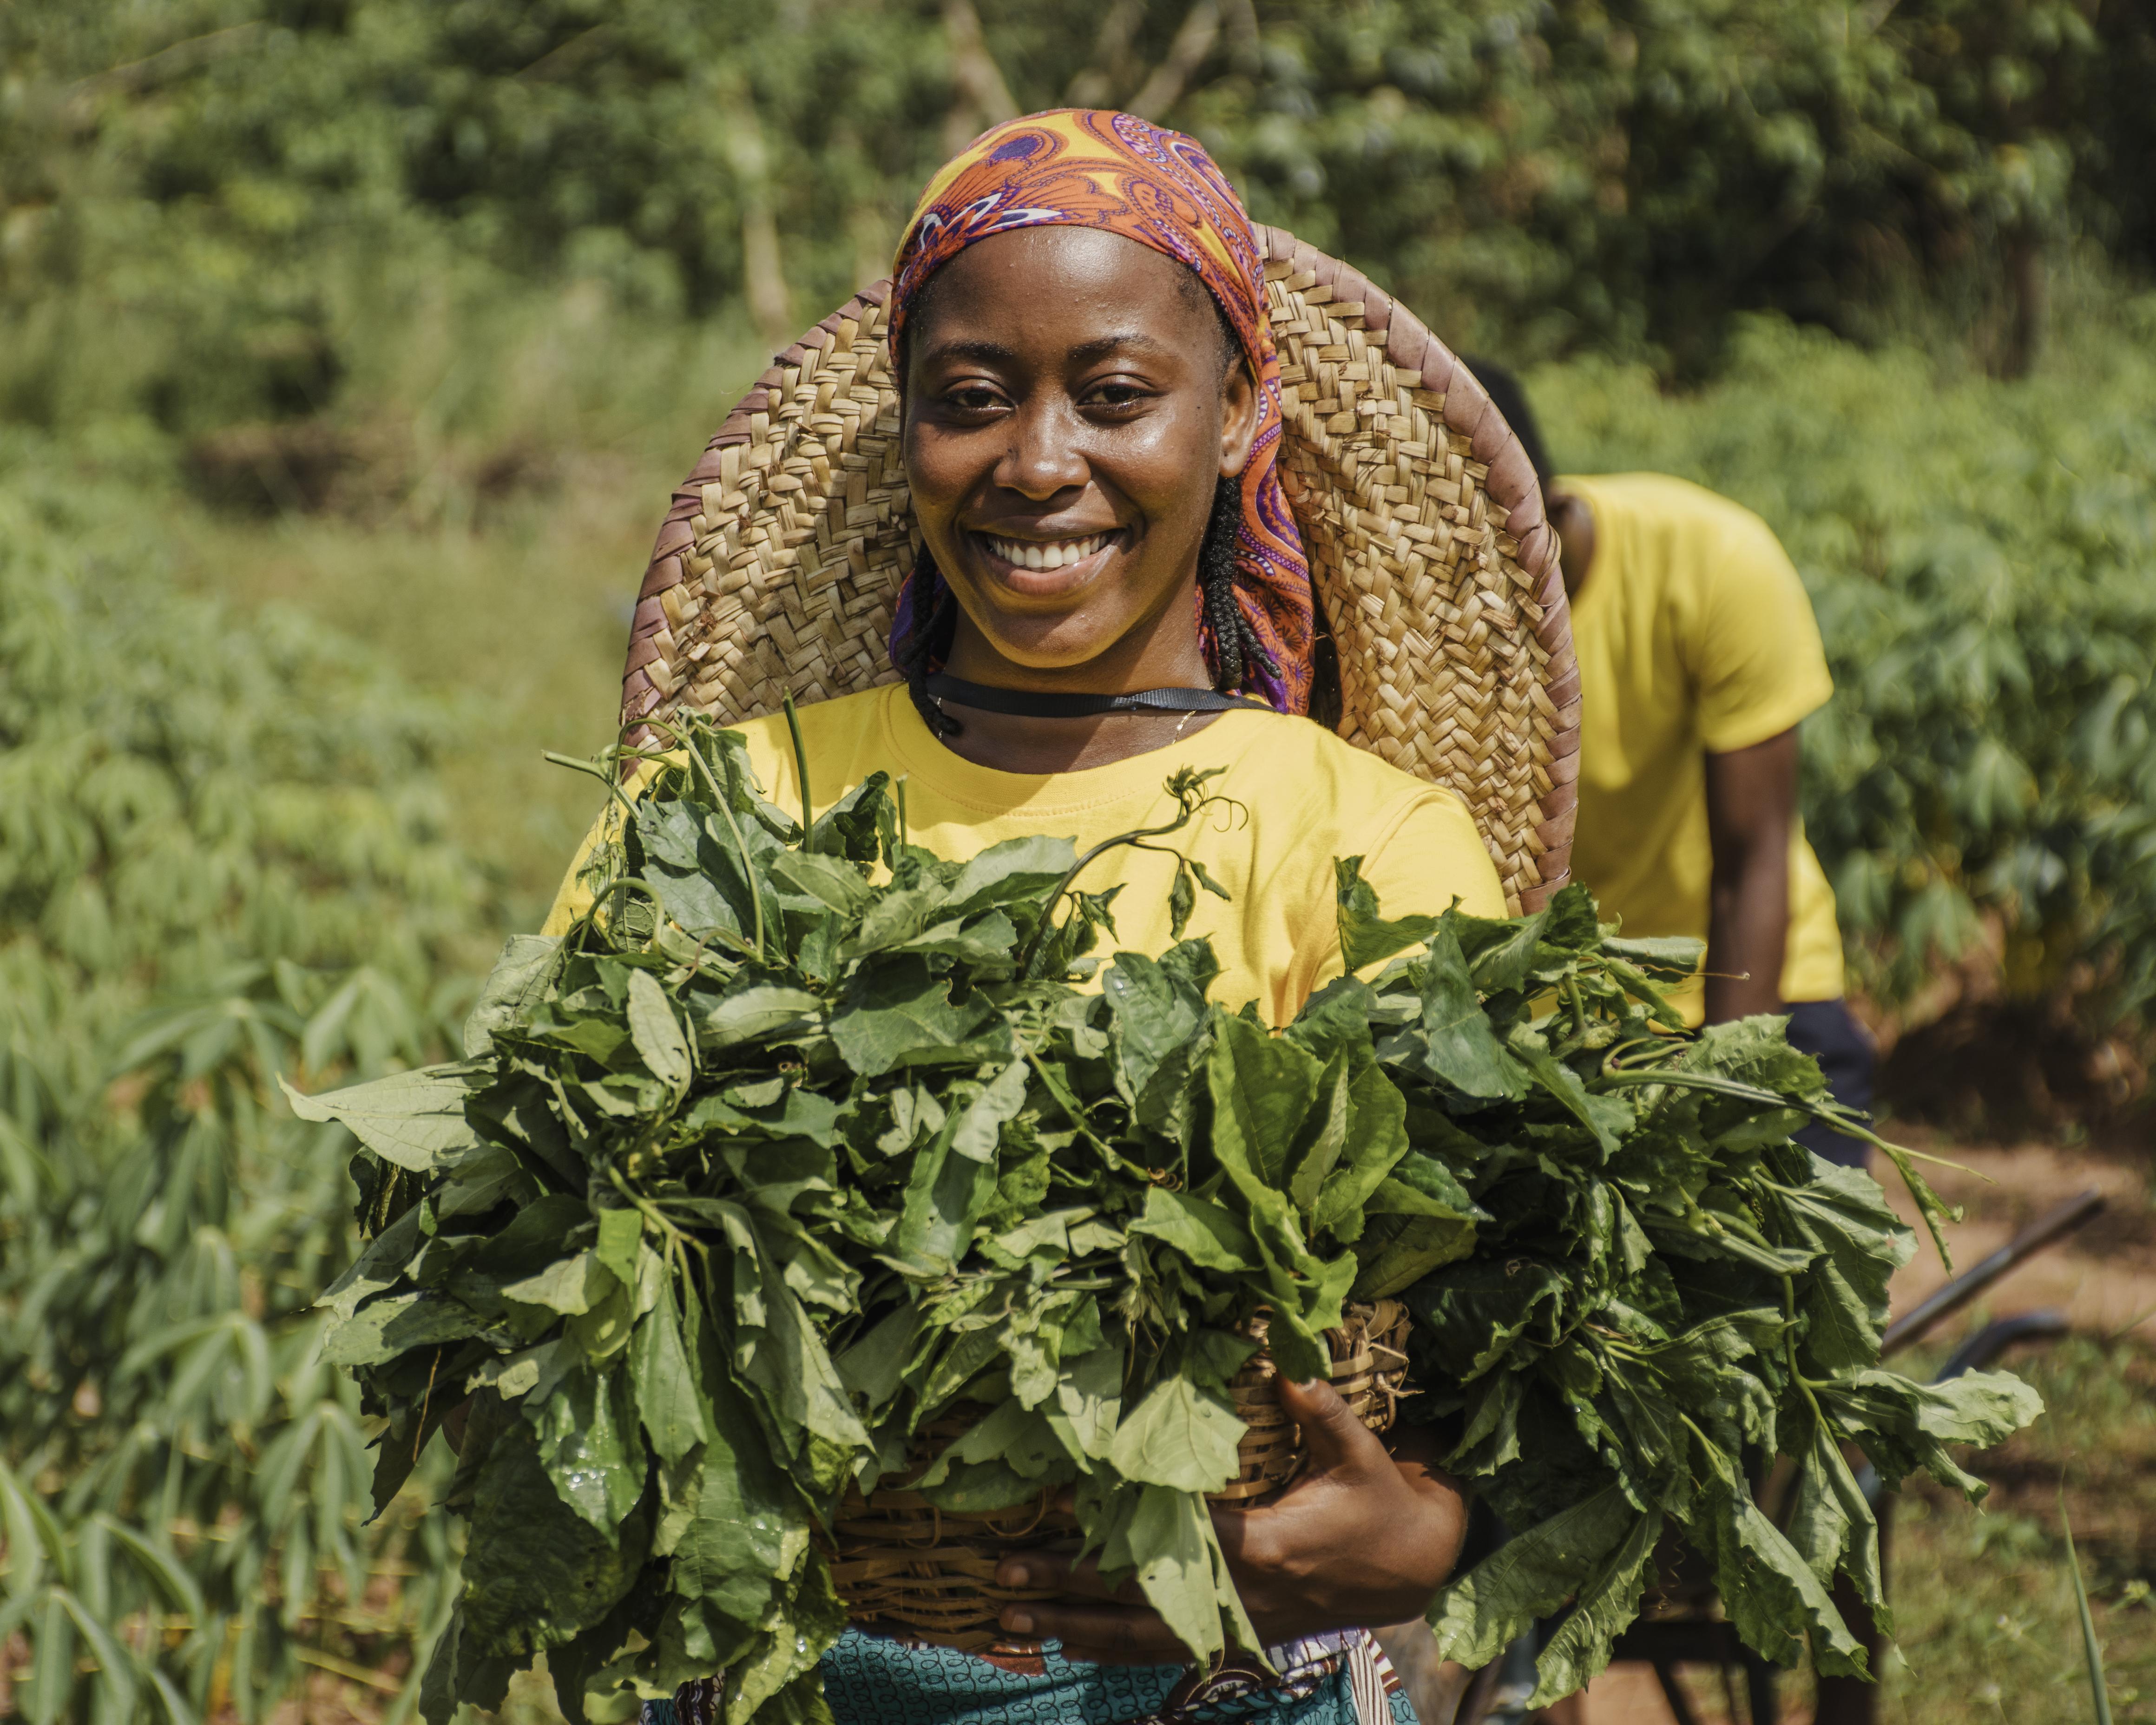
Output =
[{"x1": 1276, "y1": 1374, "x2": 1380, "y2": 1472}]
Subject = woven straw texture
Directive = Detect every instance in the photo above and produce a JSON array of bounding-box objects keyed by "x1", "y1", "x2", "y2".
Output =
[
  {"x1": 822, "y1": 1302, "x2": 1411, "y2": 1656},
  {"x1": 618, "y1": 227, "x2": 1579, "y2": 913}
]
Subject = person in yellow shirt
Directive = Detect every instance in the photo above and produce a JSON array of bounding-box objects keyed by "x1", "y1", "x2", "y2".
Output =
[
  {"x1": 547, "y1": 112, "x2": 1504, "y2": 1725},
  {"x1": 1469, "y1": 364, "x2": 1874, "y2": 1167}
]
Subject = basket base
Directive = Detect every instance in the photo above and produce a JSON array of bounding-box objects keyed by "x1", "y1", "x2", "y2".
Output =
[{"x1": 827, "y1": 1304, "x2": 1413, "y2": 1652}]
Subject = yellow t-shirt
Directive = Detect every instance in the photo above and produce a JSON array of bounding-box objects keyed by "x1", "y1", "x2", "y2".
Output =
[
  {"x1": 540, "y1": 682, "x2": 1506, "y2": 1027},
  {"x1": 1563, "y1": 473, "x2": 1845, "y2": 1023}
]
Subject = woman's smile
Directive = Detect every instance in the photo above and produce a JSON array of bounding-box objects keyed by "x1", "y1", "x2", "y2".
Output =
[{"x1": 971, "y1": 527, "x2": 1128, "y2": 598}]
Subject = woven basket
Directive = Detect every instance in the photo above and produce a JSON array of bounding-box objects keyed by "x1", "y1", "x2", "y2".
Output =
[
  {"x1": 615, "y1": 228, "x2": 1579, "y2": 914},
  {"x1": 822, "y1": 1301, "x2": 1411, "y2": 1655}
]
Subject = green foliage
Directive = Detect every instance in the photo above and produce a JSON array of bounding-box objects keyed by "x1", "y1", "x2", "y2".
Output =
[
  {"x1": 0, "y1": 453, "x2": 497, "y2": 1719},
  {"x1": 1536, "y1": 305, "x2": 2156, "y2": 1018},
  {"x1": 311, "y1": 721, "x2": 2035, "y2": 1721},
  {"x1": 4, "y1": 0, "x2": 2153, "y2": 443}
]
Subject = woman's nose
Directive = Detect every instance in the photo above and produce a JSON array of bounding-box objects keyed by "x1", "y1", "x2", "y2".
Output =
[{"x1": 993, "y1": 398, "x2": 1088, "y2": 500}]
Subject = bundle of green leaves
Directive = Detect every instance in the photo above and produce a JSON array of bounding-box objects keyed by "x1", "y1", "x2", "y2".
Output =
[{"x1": 295, "y1": 716, "x2": 2041, "y2": 1723}]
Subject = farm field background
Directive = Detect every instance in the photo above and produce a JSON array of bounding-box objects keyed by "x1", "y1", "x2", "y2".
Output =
[{"x1": 4, "y1": 2, "x2": 2155, "y2": 1721}]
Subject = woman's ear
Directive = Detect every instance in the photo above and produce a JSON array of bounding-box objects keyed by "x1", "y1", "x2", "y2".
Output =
[{"x1": 1218, "y1": 358, "x2": 1260, "y2": 479}]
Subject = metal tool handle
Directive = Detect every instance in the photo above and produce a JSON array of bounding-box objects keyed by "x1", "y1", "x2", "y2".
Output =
[{"x1": 1881, "y1": 1187, "x2": 2105, "y2": 1358}]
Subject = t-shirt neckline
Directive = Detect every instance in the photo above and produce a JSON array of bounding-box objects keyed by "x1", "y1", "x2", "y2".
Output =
[{"x1": 874, "y1": 684, "x2": 1278, "y2": 816}]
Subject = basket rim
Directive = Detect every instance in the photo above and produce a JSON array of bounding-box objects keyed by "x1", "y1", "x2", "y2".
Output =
[{"x1": 618, "y1": 225, "x2": 1579, "y2": 910}]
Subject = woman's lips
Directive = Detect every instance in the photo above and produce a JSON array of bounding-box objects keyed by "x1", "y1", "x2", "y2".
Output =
[{"x1": 971, "y1": 528, "x2": 1123, "y2": 597}]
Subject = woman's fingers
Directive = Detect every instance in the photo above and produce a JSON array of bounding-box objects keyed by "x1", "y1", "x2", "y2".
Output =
[
  {"x1": 996, "y1": 1551, "x2": 1178, "y2": 1665},
  {"x1": 998, "y1": 1598, "x2": 1182, "y2": 1665},
  {"x1": 1270, "y1": 1375, "x2": 1394, "y2": 1476},
  {"x1": 994, "y1": 1550, "x2": 1145, "y2": 1603}
]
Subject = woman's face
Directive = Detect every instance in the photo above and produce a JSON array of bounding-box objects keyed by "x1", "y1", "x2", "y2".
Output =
[{"x1": 902, "y1": 227, "x2": 1259, "y2": 682}]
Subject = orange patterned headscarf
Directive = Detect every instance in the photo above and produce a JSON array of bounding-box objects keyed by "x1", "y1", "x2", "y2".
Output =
[{"x1": 887, "y1": 109, "x2": 1314, "y2": 715}]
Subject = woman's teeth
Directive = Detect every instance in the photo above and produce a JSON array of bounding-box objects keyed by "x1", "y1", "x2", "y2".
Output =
[{"x1": 984, "y1": 532, "x2": 1111, "y2": 572}]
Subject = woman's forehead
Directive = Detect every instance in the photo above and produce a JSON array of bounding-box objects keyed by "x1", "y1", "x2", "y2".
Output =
[{"x1": 907, "y1": 228, "x2": 1216, "y2": 361}]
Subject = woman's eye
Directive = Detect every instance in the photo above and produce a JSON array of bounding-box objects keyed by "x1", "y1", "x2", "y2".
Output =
[
  {"x1": 1089, "y1": 382, "x2": 1148, "y2": 410},
  {"x1": 947, "y1": 386, "x2": 1003, "y2": 413}
]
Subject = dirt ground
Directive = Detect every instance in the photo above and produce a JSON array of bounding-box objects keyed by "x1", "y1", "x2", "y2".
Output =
[{"x1": 1552, "y1": 1131, "x2": 2156, "y2": 1725}]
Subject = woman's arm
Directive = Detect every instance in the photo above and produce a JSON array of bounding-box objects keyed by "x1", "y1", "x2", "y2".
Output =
[{"x1": 993, "y1": 1376, "x2": 1467, "y2": 1664}]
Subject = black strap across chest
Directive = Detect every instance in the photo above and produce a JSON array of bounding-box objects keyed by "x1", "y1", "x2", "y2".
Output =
[{"x1": 923, "y1": 673, "x2": 1272, "y2": 719}]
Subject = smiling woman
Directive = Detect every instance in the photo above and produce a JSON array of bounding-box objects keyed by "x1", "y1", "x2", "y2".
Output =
[{"x1": 540, "y1": 109, "x2": 1561, "y2": 1725}]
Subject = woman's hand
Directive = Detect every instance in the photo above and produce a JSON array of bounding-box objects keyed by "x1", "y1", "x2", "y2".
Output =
[{"x1": 994, "y1": 1376, "x2": 1466, "y2": 1665}]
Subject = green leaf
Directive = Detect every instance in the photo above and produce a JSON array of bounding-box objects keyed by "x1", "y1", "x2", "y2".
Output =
[
  {"x1": 1775, "y1": 1159, "x2": 1914, "y2": 1371},
  {"x1": 893, "y1": 1115, "x2": 1001, "y2": 1270},
  {"x1": 419, "y1": 1607, "x2": 513, "y2": 1725},
  {"x1": 1603, "y1": 934, "x2": 1705, "y2": 979},
  {"x1": 1463, "y1": 910, "x2": 1550, "y2": 994},
  {"x1": 1527, "y1": 1510, "x2": 1662, "y2": 1705},
  {"x1": 1129, "y1": 1186, "x2": 1258, "y2": 1271},
  {"x1": 627, "y1": 968, "x2": 692, "y2": 1093},
  {"x1": 1785, "y1": 1419, "x2": 1888, "y2": 1633},
  {"x1": 1116, "y1": 1485, "x2": 1231, "y2": 1664},
  {"x1": 631, "y1": 1285, "x2": 712, "y2": 1465},
  {"x1": 319, "y1": 1202, "x2": 424, "y2": 1322},
  {"x1": 1335, "y1": 855, "x2": 1441, "y2": 972},
  {"x1": 949, "y1": 1060, "x2": 1029, "y2": 1162},
  {"x1": 2064, "y1": 1495, "x2": 2117, "y2": 1725},
  {"x1": 770, "y1": 849, "x2": 874, "y2": 914},
  {"x1": 1427, "y1": 1485, "x2": 1639, "y2": 1668},
  {"x1": 694, "y1": 977, "x2": 823, "y2": 1050},
  {"x1": 1310, "y1": 1058, "x2": 1411, "y2": 1236},
  {"x1": 1288, "y1": 1054, "x2": 1352, "y2": 1214},
  {"x1": 459, "y1": 1421, "x2": 649, "y2": 1658},
  {"x1": 1815, "y1": 1367, "x2": 2043, "y2": 1495},
  {"x1": 528, "y1": 1360, "x2": 648, "y2": 1537},
  {"x1": 1705, "y1": 1483, "x2": 1869, "y2": 1678},
  {"x1": 1104, "y1": 944, "x2": 1216, "y2": 1100},
  {"x1": 711, "y1": 1205, "x2": 869, "y2": 1455},
  {"x1": 947, "y1": 836, "x2": 1076, "y2": 913},
  {"x1": 501, "y1": 1251, "x2": 617, "y2": 1317},
  {"x1": 1169, "y1": 866, "x2": 1195, "y2": 938},
  {"x1": 828, "y1": 955, "x2": 999, "y2": 1076},
  {"x1": 322, "y1": 1290, "x2": 497, "y2": 1365},
  {"x1": 1405, "y1": 1258, "x2": 1567, "y2": 1379},
  {"x1": 666, "y1": 1371, "x2": 808, "y2": 1639},
  {"x1": 1416, "y1": 922, "x2": 1525, "y2": 1099},
  {"x1": 833, "y1": 1304, "x2": 921, "y2": 1415},
  {"x1": 807, "y1": 769, "x2": 897, "y2": 863},
  {"x1": 1205, "y1": 1009, "x2": 1324, "y2": 1195},
  {"x1": 1513, "y1": 1042, "x2": 1625, "y2": 1156},
  {"x1": 1350, "y1": 1212, "x2": 1479, "y2": 1300},
  {"x1": 1109, "y1": 1375, "x2": 1246, "y2": 1492},
  {"x1": 280, "y1": 1063, "x2": 487, "y2": 1172},
  {"x1": 465, "y1": 934, "x2": 562, "y2": 1056},
  {"x1": 638, "y1": 799, "x2": 758, "y2": 940},
  {"x1": 1055, "y1": 1345, "x2": 1127, "y2": 1461},
  {"x1": 594, "y1": 1205, "x2": 644, "y2": 1286}
]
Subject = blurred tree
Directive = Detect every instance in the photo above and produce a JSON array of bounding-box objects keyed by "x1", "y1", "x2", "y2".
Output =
[{"x1": 0, "y1": 0, "x2": 2150, "y2": 415}]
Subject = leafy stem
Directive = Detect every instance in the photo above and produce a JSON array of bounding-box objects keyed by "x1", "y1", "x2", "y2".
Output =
[
  {"x1": 544, "y1": 746, "x2": 644, "y2": 828},
  {"x1": 1015, "y1": 767, "x2": 1245, "y2": 976},
  {"x1": 1780, "y1": 1274, "x2": 1834, "y2": 1399},
  {"x1": 640, "y1": 714, "x2": 769, "y2": 963},
  {"x1": 782, "y1": 691, "x2": 814, "y2": 848}
]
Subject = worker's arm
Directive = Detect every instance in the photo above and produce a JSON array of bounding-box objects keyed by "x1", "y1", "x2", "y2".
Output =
[{"x1": 1703, "y1": 727, "x2": 1797, "y2": 1023}]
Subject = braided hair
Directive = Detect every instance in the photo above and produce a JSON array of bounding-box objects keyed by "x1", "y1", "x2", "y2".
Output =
[
  {"x1": 1196, "y1": 474, "x2": 1273, "y2": 698},
  {"x1": 902, "y1": 477, "x2": 1274, "y2": 738},
  {"x1": 899, "y1": 543, "x2": 963, "y2": 738}
]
